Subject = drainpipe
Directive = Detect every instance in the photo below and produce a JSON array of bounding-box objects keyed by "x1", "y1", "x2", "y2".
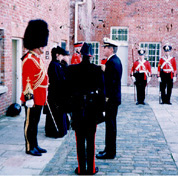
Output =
[{"x1": 74, "y1": 0, "x2": 86, "y2": 43}]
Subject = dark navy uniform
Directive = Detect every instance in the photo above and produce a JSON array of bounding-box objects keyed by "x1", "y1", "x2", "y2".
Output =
[
  {"x1": 67, "y1": 43, "x2": 105, "y2": 175},
  {"x1": 104, "y1": 54, "x2": 122, "y2": 156},
  {"x1": 96, "y1": 37, "x2": 122, "y2": 160}
]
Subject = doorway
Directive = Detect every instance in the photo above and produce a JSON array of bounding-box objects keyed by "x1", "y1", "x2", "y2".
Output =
[
  {"x1": 117, "y1": 46, "x2": 128, "y2": 85},
  {"x1": 12, "y1": 39, "x2": 22, "y2": 104}
]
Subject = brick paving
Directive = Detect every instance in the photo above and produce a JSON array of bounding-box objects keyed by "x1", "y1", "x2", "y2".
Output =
[{"x1": 41, "y1": 93, "x2": 178, "y2": 175}]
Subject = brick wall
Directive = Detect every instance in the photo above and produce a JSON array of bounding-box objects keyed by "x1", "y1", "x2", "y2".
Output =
[
  {"x1": 1, "y1": 0, "x2": 177, "y2": 116},
  {"x1": 0, "y1": 0, "x2": 70, "y2": 116},
  {"x1": 70, "y1": 0, "x2": 178, "y2": 87}
]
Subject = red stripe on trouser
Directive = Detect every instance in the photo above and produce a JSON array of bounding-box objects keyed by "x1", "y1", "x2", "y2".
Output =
[
  {"x1": 93, "y1": 125, "x2": 97, "y2": 173},
  {"x1": 75, "y1": 132, "x2": 80, "y2": 174},
  {"x1": 93, "y1": 132, "x2": 96, "y2": 173}
]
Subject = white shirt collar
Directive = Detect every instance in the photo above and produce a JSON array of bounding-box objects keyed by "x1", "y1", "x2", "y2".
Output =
[{"x1": 107, "y1": 54, "x2": 115, "y2": 61}]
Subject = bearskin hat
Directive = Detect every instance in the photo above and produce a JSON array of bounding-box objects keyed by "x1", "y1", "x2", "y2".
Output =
[{"x1": 23, "y1": 19, "x2": 49, "y2": 50}]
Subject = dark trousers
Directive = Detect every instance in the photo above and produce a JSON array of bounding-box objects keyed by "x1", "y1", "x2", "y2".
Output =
[
  {"x1": 160, "y1": 72, "x2": 173, "y2": 103},
  {"x1": 105, "y1": 101, "x2": 118, "y2": 155},
  {"x1": 135, "y1": 73, "x2": 147, "y2": 103},
  {"x1": 75, "y1": 128, "x2": 96, "y2": 173},
  {"x1": 24, "y1": 105, "x2": 42, "y2": 151}
]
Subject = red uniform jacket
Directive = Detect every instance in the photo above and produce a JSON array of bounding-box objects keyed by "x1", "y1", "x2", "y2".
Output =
[
  {"x1": 131, "y1": 59, "x2": 152, "y2": 80},
  {"x1": 71, "y1": 53, "x2": 81, "y2": 64},
  {"x1": 158, "y1": 56, "x2": 177, "y2": 78},
  {"x1": 20, "y1": 52, "x2": 48, "y2": 106}
]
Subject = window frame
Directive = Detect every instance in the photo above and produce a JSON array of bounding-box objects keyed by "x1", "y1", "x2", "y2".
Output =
[
  {"x1": 61, "y1": 40, "x2": 67, "y2": 50},
  {"x1": 139, "y1": 42, "x2": 161, "y2": 74},
  {"x1": 110, "y1": 27, "x2": 129, "y2": 44},
  {"x1": 87, "y1": 42, "x2": 100, "y2": 65}
]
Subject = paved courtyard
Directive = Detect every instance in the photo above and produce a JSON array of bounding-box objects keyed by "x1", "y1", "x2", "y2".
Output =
[{"x1": 0, "y1": 86, "x2": 178, "y2": 175}]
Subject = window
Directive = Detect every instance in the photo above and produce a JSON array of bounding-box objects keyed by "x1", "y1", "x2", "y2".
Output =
[
  {"x1": 87, "y1": 42, "x2": 100, "y2": 65},
  {"x1": 111, "y1": 27, "x2": 128, "y2": 42},
  {"x1": 0, "y1": 29, "x2": 4, "y2": 85},
  {"x1": 139, "y1": 42, "x2": 161, "y2": 69},
  {"x1": 61, "y1": 41, "x2": 66, "y2": 50}
]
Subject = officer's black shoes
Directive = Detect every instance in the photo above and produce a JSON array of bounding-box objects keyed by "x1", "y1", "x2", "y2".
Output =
[
  {"x1": 98, "y1": 149, "x2": 106, "y2": 155},
  {"x1": 136, "y1": 102, "x2": 139, "y2": 105},
  {"x1": 74, "y1": 167, "x2": 86, "y2": 175},
  {"x1": 26, "y1": 148, "x2": 42, "y2": 156},
  {"x1": 96, "y1": 152, "x2": 116, "y2": 159},
  {"x1": 36, "y1": 146, "x2": 47, "y2": 153},
  {"x1": 87, "y1": 167, "x2": 99, "y2": 175}
]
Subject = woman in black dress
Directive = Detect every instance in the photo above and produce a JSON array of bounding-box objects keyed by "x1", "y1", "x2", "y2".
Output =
[{"x1": 45, "y1": 46, "x2": 69, "y2": 138}]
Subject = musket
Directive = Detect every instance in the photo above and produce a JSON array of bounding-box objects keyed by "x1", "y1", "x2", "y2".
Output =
[
  {"x1": 159, "y1": 82, "x2": 161, "y2": 104},
  {"x1": 46, "y1": 101, "x2": 59, "y2": 132},
  {"x1": 132, "y1": 44, "x2": 136, "y2": 102}
]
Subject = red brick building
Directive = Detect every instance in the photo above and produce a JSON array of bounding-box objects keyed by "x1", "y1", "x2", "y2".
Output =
[
  {"x1": 0, "y1": 0, "x2": 70, "y2": 116},
  {"x1": 70, "y1": 0, "x2": 178, "y2": 86}
]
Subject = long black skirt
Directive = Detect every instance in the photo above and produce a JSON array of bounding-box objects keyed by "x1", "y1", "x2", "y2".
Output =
[{"x1": 45, "y1": 103, "x2": 68, "y2": 138}]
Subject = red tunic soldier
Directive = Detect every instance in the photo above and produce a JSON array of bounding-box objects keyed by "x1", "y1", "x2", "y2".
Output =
[
  {"x1": 71, "y1": 42, "x2": 83, "y2": 64},
  {"x1": 130, "y1": 49, "x2": 152, "y2": 105},
  {"x1": 21, "y1": 19, "x2": 49, "y2": 156},
  {"x1": 157, "y1": 44, "x2": 177, "y2": 104}
]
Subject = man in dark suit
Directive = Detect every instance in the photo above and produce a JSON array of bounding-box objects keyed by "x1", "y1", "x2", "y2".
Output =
[
  {"x1": 67, "y1": 43, "x2": 105, "y2": 175},
  {"x1": 96, "y1": 37, "x2": 122, "y2": 159}
]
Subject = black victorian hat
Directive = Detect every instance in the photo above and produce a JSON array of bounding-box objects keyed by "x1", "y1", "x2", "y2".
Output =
[
  {"x1": 23, "y1": 19, "x2": 49, "y2": 50},
  {"x1": 51, "y1": 46, "x2": 70, "y2": 60},
  {"x1": 56, "y1": 46, "x2": 70, "y2": 56},
  {"x1": 80, "y1": 42, "x2": 93, "y2": 57},
  {"x1": 163, "y1": 44, "x2": 172, "y2": 52},
  {"x1": 138, "y1": 49, "x2": 146, "y2": 56}
]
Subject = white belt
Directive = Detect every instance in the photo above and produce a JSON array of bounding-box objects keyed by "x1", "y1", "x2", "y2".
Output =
[
  {"x1": 138, "y1": 70, "x2": 145, "y2": 73},
  {"x1": 163, "y1": 69, "x2": 172, "y2": 72},
  {"x1": 38, "y1": 85, "x2": 48, "y2": 88}
]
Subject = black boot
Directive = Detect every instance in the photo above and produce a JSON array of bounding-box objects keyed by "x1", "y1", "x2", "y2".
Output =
[
  {"x1": 36, "y1": 146, "x2": 47, "y2": 153},
  {"x1": 26, "y1": 148, "x2": 42, "y2": 156}
]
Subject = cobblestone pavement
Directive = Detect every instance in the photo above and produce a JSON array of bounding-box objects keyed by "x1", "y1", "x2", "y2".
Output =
[
  {"x1": 41, "y1": 92, "x2": 178, "y2": 176},
  {"x1": 0, "y1": 86, "x2": 178, "y2": 175}
]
